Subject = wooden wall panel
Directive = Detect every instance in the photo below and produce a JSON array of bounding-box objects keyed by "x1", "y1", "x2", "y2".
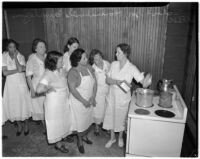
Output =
[{"x1": 44, "y1": 7, "x2": 168, "y2": 89}]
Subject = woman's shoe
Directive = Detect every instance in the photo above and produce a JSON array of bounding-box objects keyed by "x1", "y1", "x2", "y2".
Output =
[
  {"x1": 77, "y1": 140, "x2": 85, "y2": 154},
  {"x1": 24, "y1": 130, "x2": 29, "y2": 136},
  {"x1": 105, "y1": 139, "x2": 116, "y2": 148},
  {"x1": 55, "y1": 144, "x2": 69, "y2": 153},
  {"x1": 82, "y1": 137, "x2": 93, "y2": 144},
  {"x1": 16, "y1": 130, "x2": 22, "y2": 136},
  {"x1": 77, "y1": 144, "x2": 85, "y2": 154},
  {"x1": 16, "y1": 126, "x2": 23, "y2": 136}
]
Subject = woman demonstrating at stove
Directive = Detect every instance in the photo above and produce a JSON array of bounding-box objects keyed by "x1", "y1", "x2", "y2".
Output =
[{"x1": 103, "y1": 43, "x2": 151, "y2": 148}]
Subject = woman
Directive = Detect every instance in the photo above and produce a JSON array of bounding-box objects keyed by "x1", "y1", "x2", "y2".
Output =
[
  {"x1": 89, "y1": 49, "x2": 110, "y2": 136},
  {"x1": 68, "y1": 48, "x2": 97, "y2": 154},
  {"x1": 103, "y1": 43, "x2": 152, "y2": 148},
  {"x1": 2, "y1": 39, "x2": 32, "y2": 136},
  {"x1": 62, "y1": 37, "x2": 79, "y2": 142},
  {"x1": 63, "y1": 37, "x2": 79, "y2": 73},
  {"x1": 26, "y1": 39, "x2": 47, "y2": 128},
  {"x1": 36, "y1": 51, "x2": 72, "y2": 153}
]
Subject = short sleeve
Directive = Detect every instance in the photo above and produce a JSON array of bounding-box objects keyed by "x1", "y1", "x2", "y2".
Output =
[
  {"x1": 2, "y1": 53, "x2": 7, "y2": 67},
  {"x1": 39, "y1": 71, "x2": 50, "y2": 86},
  {"x1": 26, "y1": 55, "x2": 34, "y2": 76},
  {"x1": 18, "y1": 54, "x2": 26, "y2": 66},
  {"x1": 131, "y1": 65, "x2": 144, "y2": 83}
]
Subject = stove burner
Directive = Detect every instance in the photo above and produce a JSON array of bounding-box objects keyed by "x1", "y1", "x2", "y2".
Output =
[
  {"x1": 155, "y1": 110, "x2": 175, "y2": 118},
  {"x1": 135, "y1": 109, "x2": 150, "y2": 115}
]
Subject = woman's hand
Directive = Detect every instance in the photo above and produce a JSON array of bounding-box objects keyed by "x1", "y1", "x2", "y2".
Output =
[
  {"x1": 89, "y1": 96, "x2": 96, "y2": 107},
  {"x1": 30, "y1": 89, "x2": 37, "y2": 98},
  {"x1": 13, "y1": 50, "x2": 18, "y2": 59},
  {"x1": 82, "y1": 100, "x2": 91, "y2": 108},
  {"x1": 46, "y1": 86, "x2": 56, "y2": 94},
  {"x1": 116, "y1": 80, "x2": 123, "y2": 86},
  {"x1": 142, "y1": 73, "x2": 152, "y2": 88},
  {"x1": 17, "y1": 65, "x2": 23, "y2": 73}
]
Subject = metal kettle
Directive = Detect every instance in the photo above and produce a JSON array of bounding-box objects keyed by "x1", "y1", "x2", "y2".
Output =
[{"x1": 157, "y1": 79, "x2": 173, "y2": 92}]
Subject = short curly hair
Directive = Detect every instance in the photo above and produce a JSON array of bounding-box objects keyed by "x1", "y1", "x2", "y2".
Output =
[
  {"x1": 6, "y1": 39, "x2": 19, "y2": 51},
  {"x1": 32, "y1": 38, "x2": 47, "y2": 53},
  {"x1": 117, "y1": 43, "x2": 131, "y2": 58},
  {"x1": 89, "y1": 49, "x2": 103, "y2": 65},
  {"x1": 45, "y1": 51, "x2": 63, "y2": 71},
  {"x1": 70, "y1": 48, "x2": 85, "y2": 67},
  {"x1": 64, "y1": 37, "x2": 79, "y2": 52}
]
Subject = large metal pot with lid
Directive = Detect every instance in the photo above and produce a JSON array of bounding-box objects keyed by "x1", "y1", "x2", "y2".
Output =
[{"x1": 135, "y1": 88, "x2": 154, "y2": 107}]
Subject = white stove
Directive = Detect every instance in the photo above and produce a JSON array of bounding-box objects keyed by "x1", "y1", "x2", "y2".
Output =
[{"x1": 126, "y1": 85, "x2": 187, "y2": 157}]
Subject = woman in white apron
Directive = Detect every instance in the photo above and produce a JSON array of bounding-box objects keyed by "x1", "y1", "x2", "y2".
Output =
[
  {"x1": 68, "y1": 48, "x2": 97, "y2": 154},
  {"x1": 89, "y1": 49, "x2": 110, "y2": 136},
  {"x1": 2, "y1": 39, "x2": 32, "y2": 136},
  {"x1": 103, "y1": 43, "x2": 152, "y2": 148},
  {"x1": 26, "y1": 39, "x2": 46, "y2": 129},
  {"x1": 36, "y1": 51, "x2": 72, "y2": 153}
]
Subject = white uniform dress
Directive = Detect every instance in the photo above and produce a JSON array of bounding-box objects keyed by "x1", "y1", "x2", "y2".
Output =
[
  {"x1": 63, "y1": 52, "x2": 71, "y2": 72},
  {"x1": 26, "y1": 54, "x2": 45, "y2": 120},
  {"x1": 2, "y1": 52, "x2": 32, "y2": 124},
  {"x1": 39, "y1": 69, "x2": 72, "y2": 144},
  {"x1": 92, "y1": 60, "x2": 110, "y2": 124},
  {"x1": 70, "y1": 69, "x2": 94, "y2": 132},
  {"x1": 103, "y1": 60, "x2": 144, "y2": 132}
]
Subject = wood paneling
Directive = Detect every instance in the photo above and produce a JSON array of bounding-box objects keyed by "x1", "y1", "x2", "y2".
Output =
[{"x1": 44, "y1": 7, "x2": 168, "y2": 89}]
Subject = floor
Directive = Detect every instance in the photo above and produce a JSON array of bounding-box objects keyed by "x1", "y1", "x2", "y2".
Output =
[
  {"x1": 2, "y1": 120, "x2": 125, "y2": 157},
  {"x1": 2, "y1": 119, "x2": 197, "y2": 157}
]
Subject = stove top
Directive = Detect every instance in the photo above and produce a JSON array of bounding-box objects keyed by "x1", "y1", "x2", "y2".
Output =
[{"x1": 128, "y1": 86, "x2": 187, "y2": 123}]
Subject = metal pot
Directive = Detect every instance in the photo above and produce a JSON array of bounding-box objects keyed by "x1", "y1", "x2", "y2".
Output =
[
  {"x1": 135, "y1": 88, "x2": 154, "y2": 107},
  {"x1": 157, "y1": 79, "x2": 173, "y2": 92}
]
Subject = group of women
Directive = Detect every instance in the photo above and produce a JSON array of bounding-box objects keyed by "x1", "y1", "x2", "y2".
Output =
[{"x1": 2, "y1": 37, "x2": 151, "y2": 154}]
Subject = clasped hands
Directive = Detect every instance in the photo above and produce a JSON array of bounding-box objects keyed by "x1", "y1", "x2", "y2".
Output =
[{"x1": 83, "y1": 96, "x2": 96, "y2": 108}]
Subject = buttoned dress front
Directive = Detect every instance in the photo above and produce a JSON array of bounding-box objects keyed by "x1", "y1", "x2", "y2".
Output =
[
  {"x1": 92, "y1": 60, "x2": 110, "y2": 124},
  {"x1": 26, "y1": 54, "x2": 45, "y2": 120},
  {"x1": 103, "y1": 60, "x2": 144, "y2": 132}
]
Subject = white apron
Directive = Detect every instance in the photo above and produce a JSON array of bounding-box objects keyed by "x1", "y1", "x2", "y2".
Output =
[
  {"x1": 26, "y1": 54, "x2": 45, "y2": 120},
  {"x1": 70, "y1": 69, "x2": 94, "y2": 132},
  {"x1": 92, "y1": 60, "x2": 110, "y2": 124},
  {"x1": 40, "y1": 70, "x2": 72, "y2": 144},
  {"x1": 2, "y1": 52, "x2": 32, "y2": 124},
  {"x1": 103, "y1": 60, "x2": 144, "y2": 132}
]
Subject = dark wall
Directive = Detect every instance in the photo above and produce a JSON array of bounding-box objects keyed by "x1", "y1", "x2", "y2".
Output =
[
  {"x1": 4, "y1": 9, "x2": 46, "y2": 60},
  {"x1": 163, "y1": 3, "x2": 193, "y2": 93}
]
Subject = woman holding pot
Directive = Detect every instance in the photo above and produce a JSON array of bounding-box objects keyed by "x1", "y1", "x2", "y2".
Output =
[{"x1": 103, "y1": 43, "x2": 151, "y2": 148}]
